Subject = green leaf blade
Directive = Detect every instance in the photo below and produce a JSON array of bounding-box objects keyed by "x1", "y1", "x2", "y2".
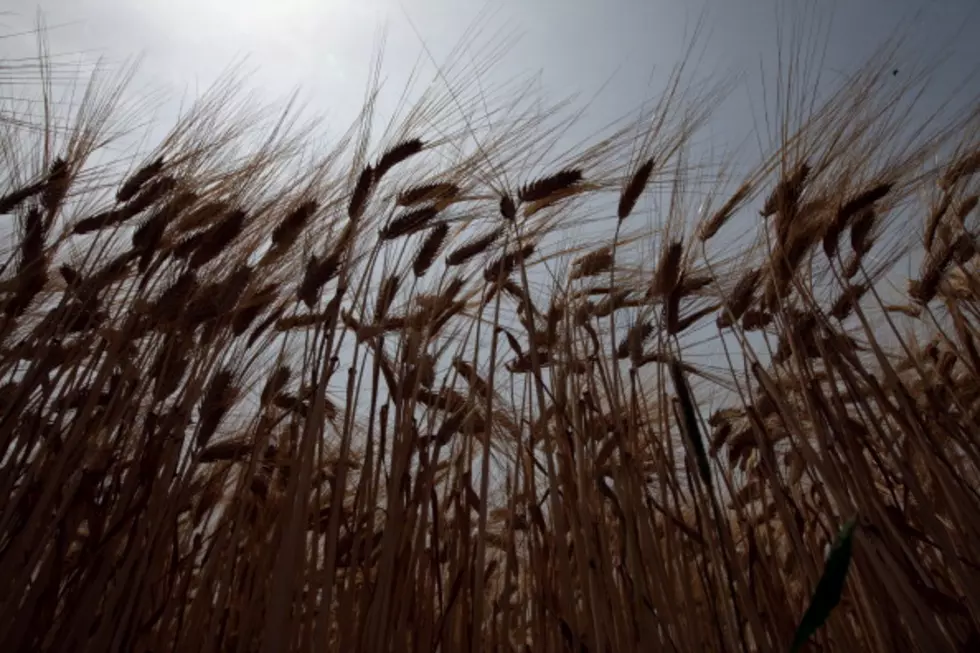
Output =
[{"x1": 790, "y1": 518, "x2": 858, "y2": 652}]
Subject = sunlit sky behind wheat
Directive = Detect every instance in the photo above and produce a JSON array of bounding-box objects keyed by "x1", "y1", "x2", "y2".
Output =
[
  {"x1": 5, "y1": 0, "x2": 976, "y2": 281},
  {"x1": 4, "y1": 1, "x2": 980, "y2": 151}
]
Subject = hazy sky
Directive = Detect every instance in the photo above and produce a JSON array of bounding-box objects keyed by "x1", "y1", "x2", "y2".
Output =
[
  {"x1": 4, "y1": 1, "x2": 979, "y2": 272},
  {"x1": 2, "y1": 0, "x2": 979, "y2": 269},
  {"x1": 4, "y1": 0, "x2": 979, "y2": 156}
]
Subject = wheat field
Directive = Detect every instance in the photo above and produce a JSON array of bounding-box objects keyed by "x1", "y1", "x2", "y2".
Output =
[{"x1": 2, "y1": 12, "x2": 980, "y2": 653}]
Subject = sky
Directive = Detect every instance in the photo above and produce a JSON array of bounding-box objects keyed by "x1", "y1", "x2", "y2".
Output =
[
  {"x1": 4, "y1": 0, "x2": 979, "y2": 157},
  {"x1": 3, "y1": 1, "x2": 978, "y2": 262}
]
